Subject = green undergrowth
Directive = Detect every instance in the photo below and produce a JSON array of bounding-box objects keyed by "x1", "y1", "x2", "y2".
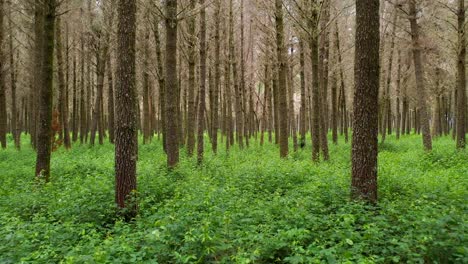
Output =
[{"x1": 0, "y1": 134, "x2": 467, "y2": 263}]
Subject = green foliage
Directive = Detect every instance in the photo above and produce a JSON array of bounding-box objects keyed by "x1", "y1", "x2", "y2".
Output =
[{"x1": 0, "y1": 134, "x2": 466, "y2": 263}]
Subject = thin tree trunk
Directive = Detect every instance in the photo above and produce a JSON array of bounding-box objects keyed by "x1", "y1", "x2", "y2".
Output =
[
  {"x1": 456, "y1": 0, "x2": 466, "y2": 149},
  {"x1": 56, "y1": 17, "x2": 71, "y2": 149},
  {"x1": 165, "y1": 0, "x2": 179, "y2": 168},
  {"x1": 275, "y1": 0, "x2": 289, "y2": 158},
  {"x1": 408, "y1": 0, "x2": 432, "y2": 151},
  {"x1": 197, "y1": 0, "x2": 207, "y2": 164}
]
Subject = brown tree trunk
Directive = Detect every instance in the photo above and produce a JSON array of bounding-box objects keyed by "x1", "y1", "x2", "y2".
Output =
[
  {"x1": 334, "y1": 18, "x2": 348, "y2": 143},
  {"x1": 142, "y1": 29, "x2": 151, "y2": 144},
  {"x1": 153, "y1": 12, "x2": 166, "y2": 152},
  {"x1": 299, "y1": 39, "x2": 307, "y2": 148},
  {"x1": 72, "y1": 49, "x2": 78, "y2": 142},
  {"x1": 351, "y1": 0, "x2": 380, "y2": 203},
  {"x1": 408, "y1": 0, "x2": 432, "y2": 151},
  {"x1": 79, "y1": 13, "x2": 86, "y2": 144},
  {"x1": 7, "y1": 1, "x2": 18, "y2": 149},
  {"x1": 230, "y1": 0, "x2": 243, "y2": 149},
  {"x1": 310, "y1": 3, "x2": 321, "y2": 161},
  {"x1": 396, "y1": 50, "x2": 401, "y2": 140},
  {"x1": 35, "y1": 0, "x2": 56, "y2": 181},
  {"x1": 275, "y1": 0, "x2": 289, "y2": 158},
  {"x1": 197, "y1": 0, "x2": 207, "y2": 164},
  {"x1": 56, "y1": 17, "x2": 71, "y2": 149},
  {"x1": 115, "y1": 0, "x2": 137, "y2": 219},
  {"x1": 456, "y1": 0, "x2": 466, "y2": 149},
  {"x1": 165, "y1": 0, "x2": 179, "y2": 168},
  {"x1": 211, "y1": 0, "x2": 221, "y2": 154},
  {"x1": 186, "y1": 0, "x2": 197, "y2": 156},
  {"x1": 107, "y1": 56, "x2": 115, "y2": 144},
  {"x1": 381, "y1": 10, "x2": 397, "y2": 144},
  {"x1": 0, "y1": 0, "x2": 6, "y2": 149}
]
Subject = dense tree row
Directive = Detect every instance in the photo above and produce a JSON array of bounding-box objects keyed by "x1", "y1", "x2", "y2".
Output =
[{"x1": 0, "y1": 0, "x2": 465, "y2": 215}]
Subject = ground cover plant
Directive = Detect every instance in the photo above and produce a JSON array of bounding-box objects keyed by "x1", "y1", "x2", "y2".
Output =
[{"x1": 1, "y1": 135, "x2": 466, "y2": 263}]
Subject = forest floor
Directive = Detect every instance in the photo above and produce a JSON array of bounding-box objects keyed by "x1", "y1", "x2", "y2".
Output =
[{"x1": 0, "y1": 134, "x2": 467, "y2": 263}]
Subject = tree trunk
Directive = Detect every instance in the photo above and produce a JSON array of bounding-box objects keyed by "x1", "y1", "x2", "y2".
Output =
[
  {"x1": 55, "y1": 17, "x2": 71, "y2": 149},
  {"x1": 351, "y1": 0, "x2": 380, "y2": 203},
  {"x1": 408, "y1": 0, "x2": 432, "y2": 151},
  {"x1": 211, "y1": 0, "x2": 221, "y2": 154},
  {"x1": 197, "y1": 0, "x2": 207, "y2": 164},
  {"x1": 186, "y1": 0, "x2": 197, "y2": 156},
  {"x1": 275, "y1": 0, "x2": 289, "y2": 158},
  {"x1": 299, "y1": 39, "x2": 307, "y2": 148},
  {"x1": 107, "y1": 56, "x2": 115, "y2": 144},
  {"x1": 310, "y1": 2, "x2": 321, "y2": 161},
  {"x1": 0, "y1": 0, "x2": 7, "y2": 149},
  {"x1": 115, "y1": 0, "x2": 137, "y2": 219},
  {"x1": 35, "y1": 0, "x2": 56, "y2": 181},
  {"x1": 456, "y1": 0, "x2": 466, "y2": 149},
  {"x1": 165, "y1": 0, "x2": 179, "y2": 168}
]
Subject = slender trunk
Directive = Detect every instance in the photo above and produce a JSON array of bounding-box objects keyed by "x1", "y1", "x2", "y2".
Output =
[
  {"x1": 0, "y1": 0, "x2": 7, "y2": 149},
  {"x1": 408, "y1": 0, "x2": 432, "y2": 150},
  {"x1": 299, "y1": 39, "x2": 307, "y2": 148},
  {"x1": 35, "y1": 0, "x2": 56, "y2": 181},
  {"x1": 310, "y1": 3, "x2": 321, "y2": 161},
  {"x1": 212, "y1": 0, "x2": 221, "y2": 154},
  {"x1": 165, "y1": 0, "x2": 179, "y2": 168},
  {"x1": 153, "y1": 13, "x2": 166, "y2": 152},
  {"x1": 55, "y1": 17, "x2": 70, "y2": 149},
  {"x1": 197, "y1": 0, "x2": 207, "y2": 164},
  {"x1": 456, "y1": 0, "x2": 466, "y2": 149},
  {"x1": 275, "y1": 0, "x2": 289, "y2": 158}
]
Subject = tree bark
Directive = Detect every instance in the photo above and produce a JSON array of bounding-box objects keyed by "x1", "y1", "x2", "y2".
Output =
[
  {"x1": 408, "y1": 0, "x2": 432, "y2": 151},
  {"x1": 275, "y1": 0, "x2": 289, "y2": 158},
  {"x1": 35, "y1": 0, "x2": 56, "y2": 181},
  {"x1": 165, "y1": 0, "x2": 179, "y2": 168},
  {"x1": 115, "y1": 0, "x2": 138, "y2": 219},
  {"x1": 351, "y1": 0, "x2": 380, "y2": 203},
  {"x1": 197, "y1": 0, "x2": 207, "y2": 164},
  {"x1": 0, "y1": 0, "x2": 7, "y2": 149},
  {"x1": 456, "y1": 0, "x2": 466, "y2": 149}
]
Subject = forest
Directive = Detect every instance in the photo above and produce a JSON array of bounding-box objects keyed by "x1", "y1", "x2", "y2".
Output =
[{"x1": 0, "y1": 0, "x2": 467, "y2": 263}]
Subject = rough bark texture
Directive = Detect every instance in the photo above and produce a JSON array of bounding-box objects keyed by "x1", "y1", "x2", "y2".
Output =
[
  {"x1": 408, "y1": 0, "x2": 432, "y2": 151},
  {"x1": 186, "y1": 0, "x2": 197, "y2": 156},
  {"x1": 115, "y1": 0, "x2": 137, "y2": 219},
  {"x1": 0, "y1": 0, "x2": 6, "y2": 149},
  {"x1": 351, "y1": 0, "x2": 380, "y2": 203},
  {"x1": 197, "y1": 0, "x2": 207, "y2": 164},
  {"x1": 8, "y1": 1, "x2": 19, "y2": 149},
  {"x1": 165, "y1": 0, "x2": 179, "y2": 168},
  {"x1": 456, "y1": 0, "x2": 466, "y2": 149},
  {"x1": 310, "y1": 3, "x2": 321, "y2": 161},
  {"x1": 212, "y1": 0, "x2": 221, "y2": 154},
  {"x1": 35, "y1": 0, "x2": 56, "y2": 181},
  {"x1": 275, "y1": 0, "x2": 289, "y2": 158}
]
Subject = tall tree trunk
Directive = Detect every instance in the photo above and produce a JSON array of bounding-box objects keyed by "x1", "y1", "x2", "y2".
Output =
[
  {"x1": 408, "y1": 0, "x2": 432, "y2": 151},
  {"x1": 115, "y1": 0, "x2": 137, "y2": 219},
  {"x1": 299, "y1": 39, "x2": 307, "y2": 148},
  {"x1": 310, "y1": 2, "x2": 321, "y2": 161},
  {"x1": 211, "y1": 0, "x2": 221, "y2": 154},
  {"x1": 72, "y1": 49, "x2": 78, "y2": 142},
  {"x1": 0, "y1": 0, "x2": 7, "y2": 149},
  {"x1": 334, "y1": 18, "x2": 348, "y2": 143},
  {"x1": 142, "y1": 29, "x2": 151, "y2": 144},
  {"x1": 230, "y1": 0, "x2": 243, "y2": 149},
  {"x1": 351, "y1": 0, "x2": 380, "y2": 203},
  {"x1": 288, "y1": 45, "x2": 298, "y2": 152},
  {"x1": 79, "y1": 13, "x2": 86, "y2": 144},
  {"x1": 107, "y1": 56, "x2": 115, "y2": 144},
  {"x1": 55, "y1": 17, "x2": 71, "y2": 149},
  {"x1": 165, "y1": 0, "x2": 179, "y2": 168},
  {"x1": 8, "y1": 1, "x2": 18, "y2": 149},
  {"x1": 381, "y1": 10, "x2": 397, "y2": 144},
  {"x1": 35, "y1": 0, "x2": 56, "y2": 181},
  {"x1": 153, "y1": 13, "x2": 166, "y2": 152},
  {"x1": 456, "y1": 0, "x2": 466, "y2": 149},
  {"x1": 275, "y1": 0, "x2": 289, "y2": 158},
  {"x1": 186, "y1": 0, "x2": 197, "y2": 156},
  {"x1": 197, "y1": 0, "x2": 207, "y2": 164},
  {"x1": 396, "y1": 50, "x2": 401, "y2": 140}
]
